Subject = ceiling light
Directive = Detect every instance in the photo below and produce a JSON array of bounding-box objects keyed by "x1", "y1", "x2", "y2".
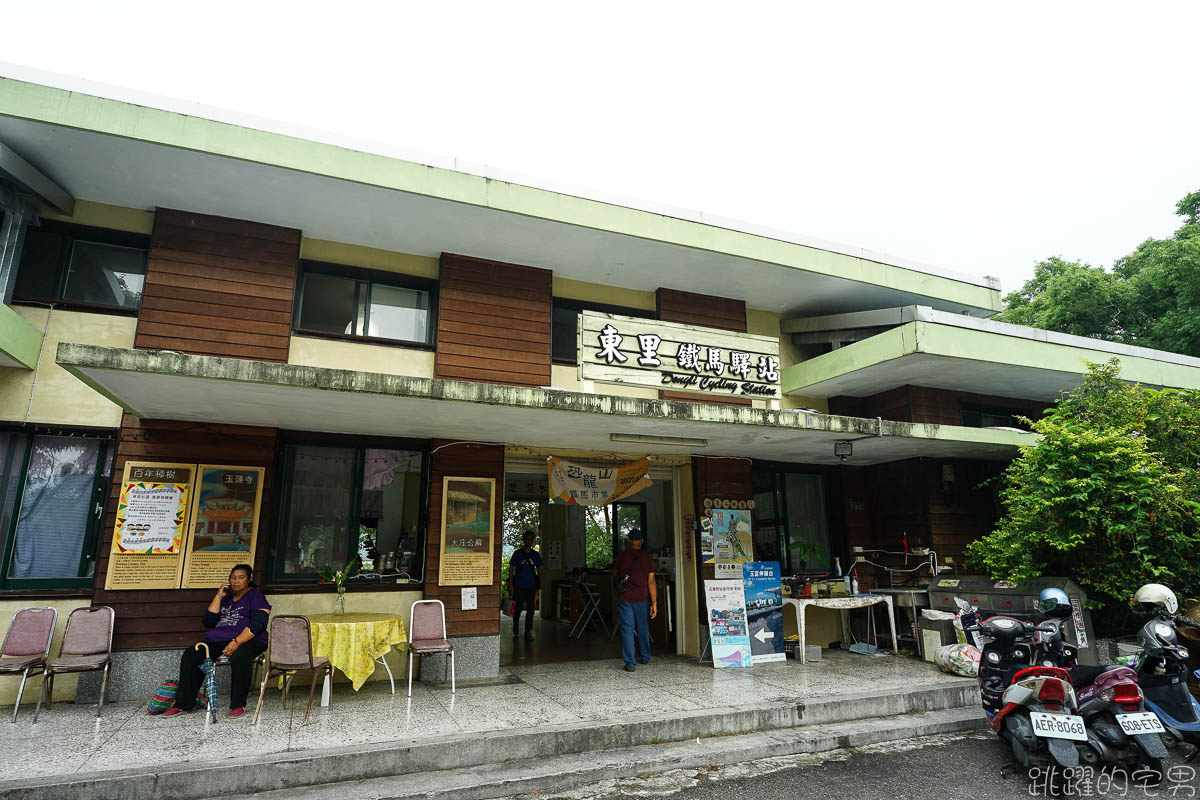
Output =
[{"x1": 610, "y1": 433, "x2": 708, "y2": 448}]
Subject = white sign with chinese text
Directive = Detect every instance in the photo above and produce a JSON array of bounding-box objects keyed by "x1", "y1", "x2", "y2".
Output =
[{"x1": 579, "y1": 311, "x2": 782, "y2": 399}]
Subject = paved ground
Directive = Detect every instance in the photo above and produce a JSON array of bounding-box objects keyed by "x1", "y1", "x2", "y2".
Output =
[
  {"x1": 0, "y1": 649, "x2": 963, "y2": 782},
  {"x1": 516, "y1": 731, "x2": 1199, "y2": 800}
]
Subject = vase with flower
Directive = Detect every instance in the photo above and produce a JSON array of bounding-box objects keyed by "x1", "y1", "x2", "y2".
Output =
[{"x1": 318, "y1": 558, "x2": 357, "y2": 615}]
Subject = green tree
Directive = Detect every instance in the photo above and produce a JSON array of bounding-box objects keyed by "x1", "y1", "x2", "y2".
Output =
[
  {"x1": 995, "y1": 190, "x2": 1200, "y2": 357},
  {"x1": 965, "y1": 361, "x2": 1200, "y2": 626}
]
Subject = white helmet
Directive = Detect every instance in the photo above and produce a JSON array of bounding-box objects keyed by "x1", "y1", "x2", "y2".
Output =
[{"x1": 1133, "y1": 583, "x2": 1178, "y2": 615}]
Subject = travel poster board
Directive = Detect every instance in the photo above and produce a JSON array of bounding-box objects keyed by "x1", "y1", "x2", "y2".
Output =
[
  {"x1": 181, "y1": 465, "x2": 265, "y2": 588},
  {"x1": 704, "y1": 579, "x2": 753, "y2": 669},
  {"x1": 438, "y1": 477, "x2": 496, "y2": 586},
  {"x1": 710, "y1": 508, "x2": 753, "y2": 578},
  {"x1": 743, "y1": 562, "x2": 786, "y2": 664},
  {"x1": 105, "y1": 461, "x2": 194, "y2": 590}
]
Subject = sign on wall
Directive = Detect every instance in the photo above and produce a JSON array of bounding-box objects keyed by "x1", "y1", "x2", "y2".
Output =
[
  {"x1": 181, "y1": 465, "x2": 265, "y2": 588},
  {"x1": 579, "y1": 311, "x2": 781, "y2": 399},
  {"x1": 708, "y1": 507, "x2": 754, "y2": 578},
  {"x1": 548, "y1": 457, "x2": 652, "y2": 506},
  {"x1": 704, "y1": 579, "x2": 753, "y2": 669},
  {"x1": 105, "y1": 462, "x2": 194, "y2": 590},
  {"x1": 438, "y1": 476, "x2": 496, "y2": 587}
]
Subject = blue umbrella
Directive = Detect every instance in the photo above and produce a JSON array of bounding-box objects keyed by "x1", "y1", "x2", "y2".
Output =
[{"x1": 195, "y1": 643, "x2": 217, "y2": 723}]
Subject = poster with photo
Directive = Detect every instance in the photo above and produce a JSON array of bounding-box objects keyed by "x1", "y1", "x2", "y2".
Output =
[
  {"x1": 704, "y1": 579, "x2": 753, "y2": 669},
  {"x1": 743, "y1": 562, "x2": 786, "y2": 664},
  {"x1": 438, "y1": 477, "x2": 496, "y2": 586},
  {"x1": 182, "y1": 465, "x2": 265, "y2": 588}
]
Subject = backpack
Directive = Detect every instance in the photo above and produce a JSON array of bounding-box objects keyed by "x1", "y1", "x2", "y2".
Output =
[{"x1": 146, "y1": 680, "x2": 209, "y2": 714}]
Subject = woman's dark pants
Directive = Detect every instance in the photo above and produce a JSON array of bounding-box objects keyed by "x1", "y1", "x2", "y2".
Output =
[{"x1": 174, "y1": 641, "x2": 267, "y2": 710}]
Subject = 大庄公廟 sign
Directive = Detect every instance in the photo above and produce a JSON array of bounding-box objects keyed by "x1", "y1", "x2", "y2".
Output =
[{"x1": 578, "y1": 311, "x2": 781, "y2": 398}]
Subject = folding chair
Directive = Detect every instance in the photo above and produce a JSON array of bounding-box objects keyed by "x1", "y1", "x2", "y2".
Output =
[
  {"x1": 408, "y1": 600, "x2": 454, "y2": 697},
  {"x1": 34, "y1": 606, "x2": 115, "y2": 722},
  {"x1": 253, "y1": 615, "x2": 332, "y2": 726},
  {"x1": 569, "y1": 573, "x2": 609, "y2": 639},
  {"x1": 0, "y1": 607, "x2": 57, "y2": 723}
]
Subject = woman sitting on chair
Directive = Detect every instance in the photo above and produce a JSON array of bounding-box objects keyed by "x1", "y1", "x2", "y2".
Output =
[{"x1": 163, "y1": 563, "x2": 271, "y2": 719}]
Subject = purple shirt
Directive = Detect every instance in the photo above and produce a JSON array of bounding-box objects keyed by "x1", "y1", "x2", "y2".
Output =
[{"x1": 204, "y1": 587, "x2": 271, "y2": 645}]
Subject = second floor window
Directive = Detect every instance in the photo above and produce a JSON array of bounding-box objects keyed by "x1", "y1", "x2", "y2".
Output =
[
  {"x1": 296, "y1": 264, "x2": 434, "y2": 346},
  {"x1": 14, "y1": 224, "x2": 148, "y2": 311}
]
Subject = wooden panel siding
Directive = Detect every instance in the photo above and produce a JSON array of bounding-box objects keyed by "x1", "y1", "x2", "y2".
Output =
[
  {"x1": 692, "y1": 457, "x2": 753, "y2": 585},
  {"x1": 830, "y1": 386, "x2": 1049, "y2": 426},
  {"x1": 656, "y1": 287, "x2": 752, "y2": 406},
  {"x1": 94, "y1": 414, "x2": 278, "y2": 650},
  {"x1": 423, "y1": 441, "x2": 505, "y2": 637},
  {"x1": 434, "y1": 254, "x2": 553, "y2": 387},
  {"x1": 135, "y1": 209, "x2": 301, "y2": 362}
]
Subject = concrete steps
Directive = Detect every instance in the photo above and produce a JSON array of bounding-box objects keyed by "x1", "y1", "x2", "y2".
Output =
[
  {"x1": 221, "y1": 707, "x2": 988, "y2": 800},
  {"x1": 0, "y1": 680, "x2": 978, "y2": 800}
]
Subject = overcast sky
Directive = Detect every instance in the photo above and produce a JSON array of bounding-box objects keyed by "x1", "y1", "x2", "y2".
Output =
[{"x1": 8, "y1": 1, "x2": 1200, "y2": 296}]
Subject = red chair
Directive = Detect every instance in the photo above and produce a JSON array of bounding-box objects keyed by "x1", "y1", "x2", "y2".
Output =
[
  {"x1": 0, "y1": 607, "x2": 57, "y2": 723},
  {"x1": 407, "y1": 600, "x2": 455, "y2": 697},
  {"x1": 34, "y1": 606, "x2": 115, "y2": 722}
]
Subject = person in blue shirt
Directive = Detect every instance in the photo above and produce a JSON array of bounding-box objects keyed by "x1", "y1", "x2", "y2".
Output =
[{"x1": 508, "y1": 530, "x2": 542, "y2": 641}]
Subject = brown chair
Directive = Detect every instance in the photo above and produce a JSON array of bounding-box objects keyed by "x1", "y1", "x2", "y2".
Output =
[
  {"x1": 407, "y1": 599, "x2": 454, "y2": 697},
  {"x1": 33, "y1": 606, "x2": 115, "y2": 723},
  {"x1": 0, "y1": 607, "x2": 57, "y2": 723},
  {"x1": 252, "y1": 615, "x2": 332, "y2": 725}
]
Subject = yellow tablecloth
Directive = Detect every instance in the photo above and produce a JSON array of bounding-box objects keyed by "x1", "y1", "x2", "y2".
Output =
[{"x1": 307, "y1": 612, "x2": 407, "y2": 690}]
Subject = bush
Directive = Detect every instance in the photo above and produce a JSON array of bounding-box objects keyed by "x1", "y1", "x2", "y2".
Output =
[{"x1": 965, "y1": 361, "x2": 1200, "y2": 629}]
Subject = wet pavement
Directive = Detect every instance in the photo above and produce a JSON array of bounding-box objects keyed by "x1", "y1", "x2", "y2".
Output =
[{"x1": 0, "y1": 649, "x2": 965, "y2": 782}]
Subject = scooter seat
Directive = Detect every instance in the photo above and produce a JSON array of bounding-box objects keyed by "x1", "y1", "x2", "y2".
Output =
[{"x1": 1069, "y1": 665, "x2": 1125, "y2": 685}]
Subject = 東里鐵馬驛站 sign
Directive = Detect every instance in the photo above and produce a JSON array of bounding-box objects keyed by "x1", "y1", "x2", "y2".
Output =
[{"x1": 579, "y1": 311, "x2": 781, "y2": 399}]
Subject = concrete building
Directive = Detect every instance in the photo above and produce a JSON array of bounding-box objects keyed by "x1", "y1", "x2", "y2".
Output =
[{"x1": 2, "y1": 65, "x2": 1198, "y2": 702}]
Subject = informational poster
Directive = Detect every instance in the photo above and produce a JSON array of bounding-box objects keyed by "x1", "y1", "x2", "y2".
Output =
[
  {"x1": 710, "y1": 508, "x2": 753, "y2": 578},
  {"x1": 743, "y1": 562, "x2": 786, "y2": 664},
  {"x1": 105, "y1": 462, "x2": 194, "y2": 590},
  {"x1": 704, "y1": 579, "x2": 753, "y2": 669},
  {"x1": 548, "y1": 457, "x2": 652, "y2": 506},
  {"x1": 700, "y1": 516, "x2": 714, "y2": 558},
  {"x1": 438, "y1": 477, "x2": 496, "y2": 586},
  {"x1": 182, "y1": 465, "x2": 265, "y2": 588}
]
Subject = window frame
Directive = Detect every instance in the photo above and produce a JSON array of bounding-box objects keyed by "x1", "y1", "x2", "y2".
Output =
[
  {"x1": 959, "y1": 402, "x2": 1031, "y2": 430},
  {"x1": 750, "y1": 463, "x2": 837, "y2": 575},
  {"x1": 11, "y1": 221, "x2": 149, "y2": 315},
  {"x1": 0, "y1": 429, "x2": 115, "y2": 591},
  {"x1": 293, "y1": 260, "x2": 438, "y2": 350},
  {"x1": 268, "y1": 431, "x2": 431, "y2": 588},
  {"x1": 551, "y1": 298, "x2": 655, "y2": 366}
]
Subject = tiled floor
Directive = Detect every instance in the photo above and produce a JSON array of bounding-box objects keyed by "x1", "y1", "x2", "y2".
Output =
[{"x1": 0, "y1": 650, "x2": 963, "y2": 782}]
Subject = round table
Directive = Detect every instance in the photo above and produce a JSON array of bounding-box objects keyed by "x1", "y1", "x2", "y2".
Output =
[{"x1": 306, "y1": 612, "x2": 407, "y2": 703}]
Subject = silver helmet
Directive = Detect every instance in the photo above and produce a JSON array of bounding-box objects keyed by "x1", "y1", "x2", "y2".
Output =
[
  {"x1": 1133, "y1": 583, "x2": 1178, "y2": 615},
  {"x1": 1037, "y1": 587, "x2": 1071, "y2": 618}
]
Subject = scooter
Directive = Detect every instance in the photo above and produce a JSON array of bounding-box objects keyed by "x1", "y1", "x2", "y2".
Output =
[
  {"x1": 1129, "y1": 604, "x2": 1200, "y2": 761},
  {"x1": 1029, "y1": 591, "x2": 1169, "y2": 775},
  {"x1": 966, "y1": 614, "x2": 1085, "y2": 783}
]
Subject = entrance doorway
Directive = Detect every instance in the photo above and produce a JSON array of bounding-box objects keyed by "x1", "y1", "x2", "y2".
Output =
[{"x1": 500, "y1": 473, "x2": 676, "y2": 667}]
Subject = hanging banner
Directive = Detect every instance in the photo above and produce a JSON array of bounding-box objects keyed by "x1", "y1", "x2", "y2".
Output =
[
  {"x1": 548, "y1": 457, "x2": 652, "y2": 506},
  {"x1": 438, "y1": 477, "x2": 496, "y2": 586},
  {"x1": 105, "y1": 462, "x2": 194, "y2": 590},
  {"x1": 708, "y1": 507, "x2": 754, "y2": 578},
  {"x1": 743, "y1": 562, "x2": 786, "y2": 664},
  {"x1": 704, "y1": 579, "x2": 753, "y2": 669},
  {"x1": 182, "y1": 465, "x2": 265, "y2": 588}
]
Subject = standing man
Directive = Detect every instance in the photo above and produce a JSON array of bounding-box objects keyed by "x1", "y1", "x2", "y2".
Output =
[
  {"x1": 508, "y1": 530, "x2": 542, "y2": 641},
  {"x1": 613, "y1": 528, "x2": 656, "y2": 672}
]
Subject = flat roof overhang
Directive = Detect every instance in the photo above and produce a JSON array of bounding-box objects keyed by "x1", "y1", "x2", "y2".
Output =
[
  {"x1": 56, "y1": 343, "x2": 1032, "y2": 466},
  {"x1": 0, "y1": 303, "x2": 42, "y2": 369},
  {"x1": 0, "y1": 67, "x2": 1003, "y2": 318},
  {"x1": 781, "y1": 310, "x2": 1200, "y2": 400}
]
